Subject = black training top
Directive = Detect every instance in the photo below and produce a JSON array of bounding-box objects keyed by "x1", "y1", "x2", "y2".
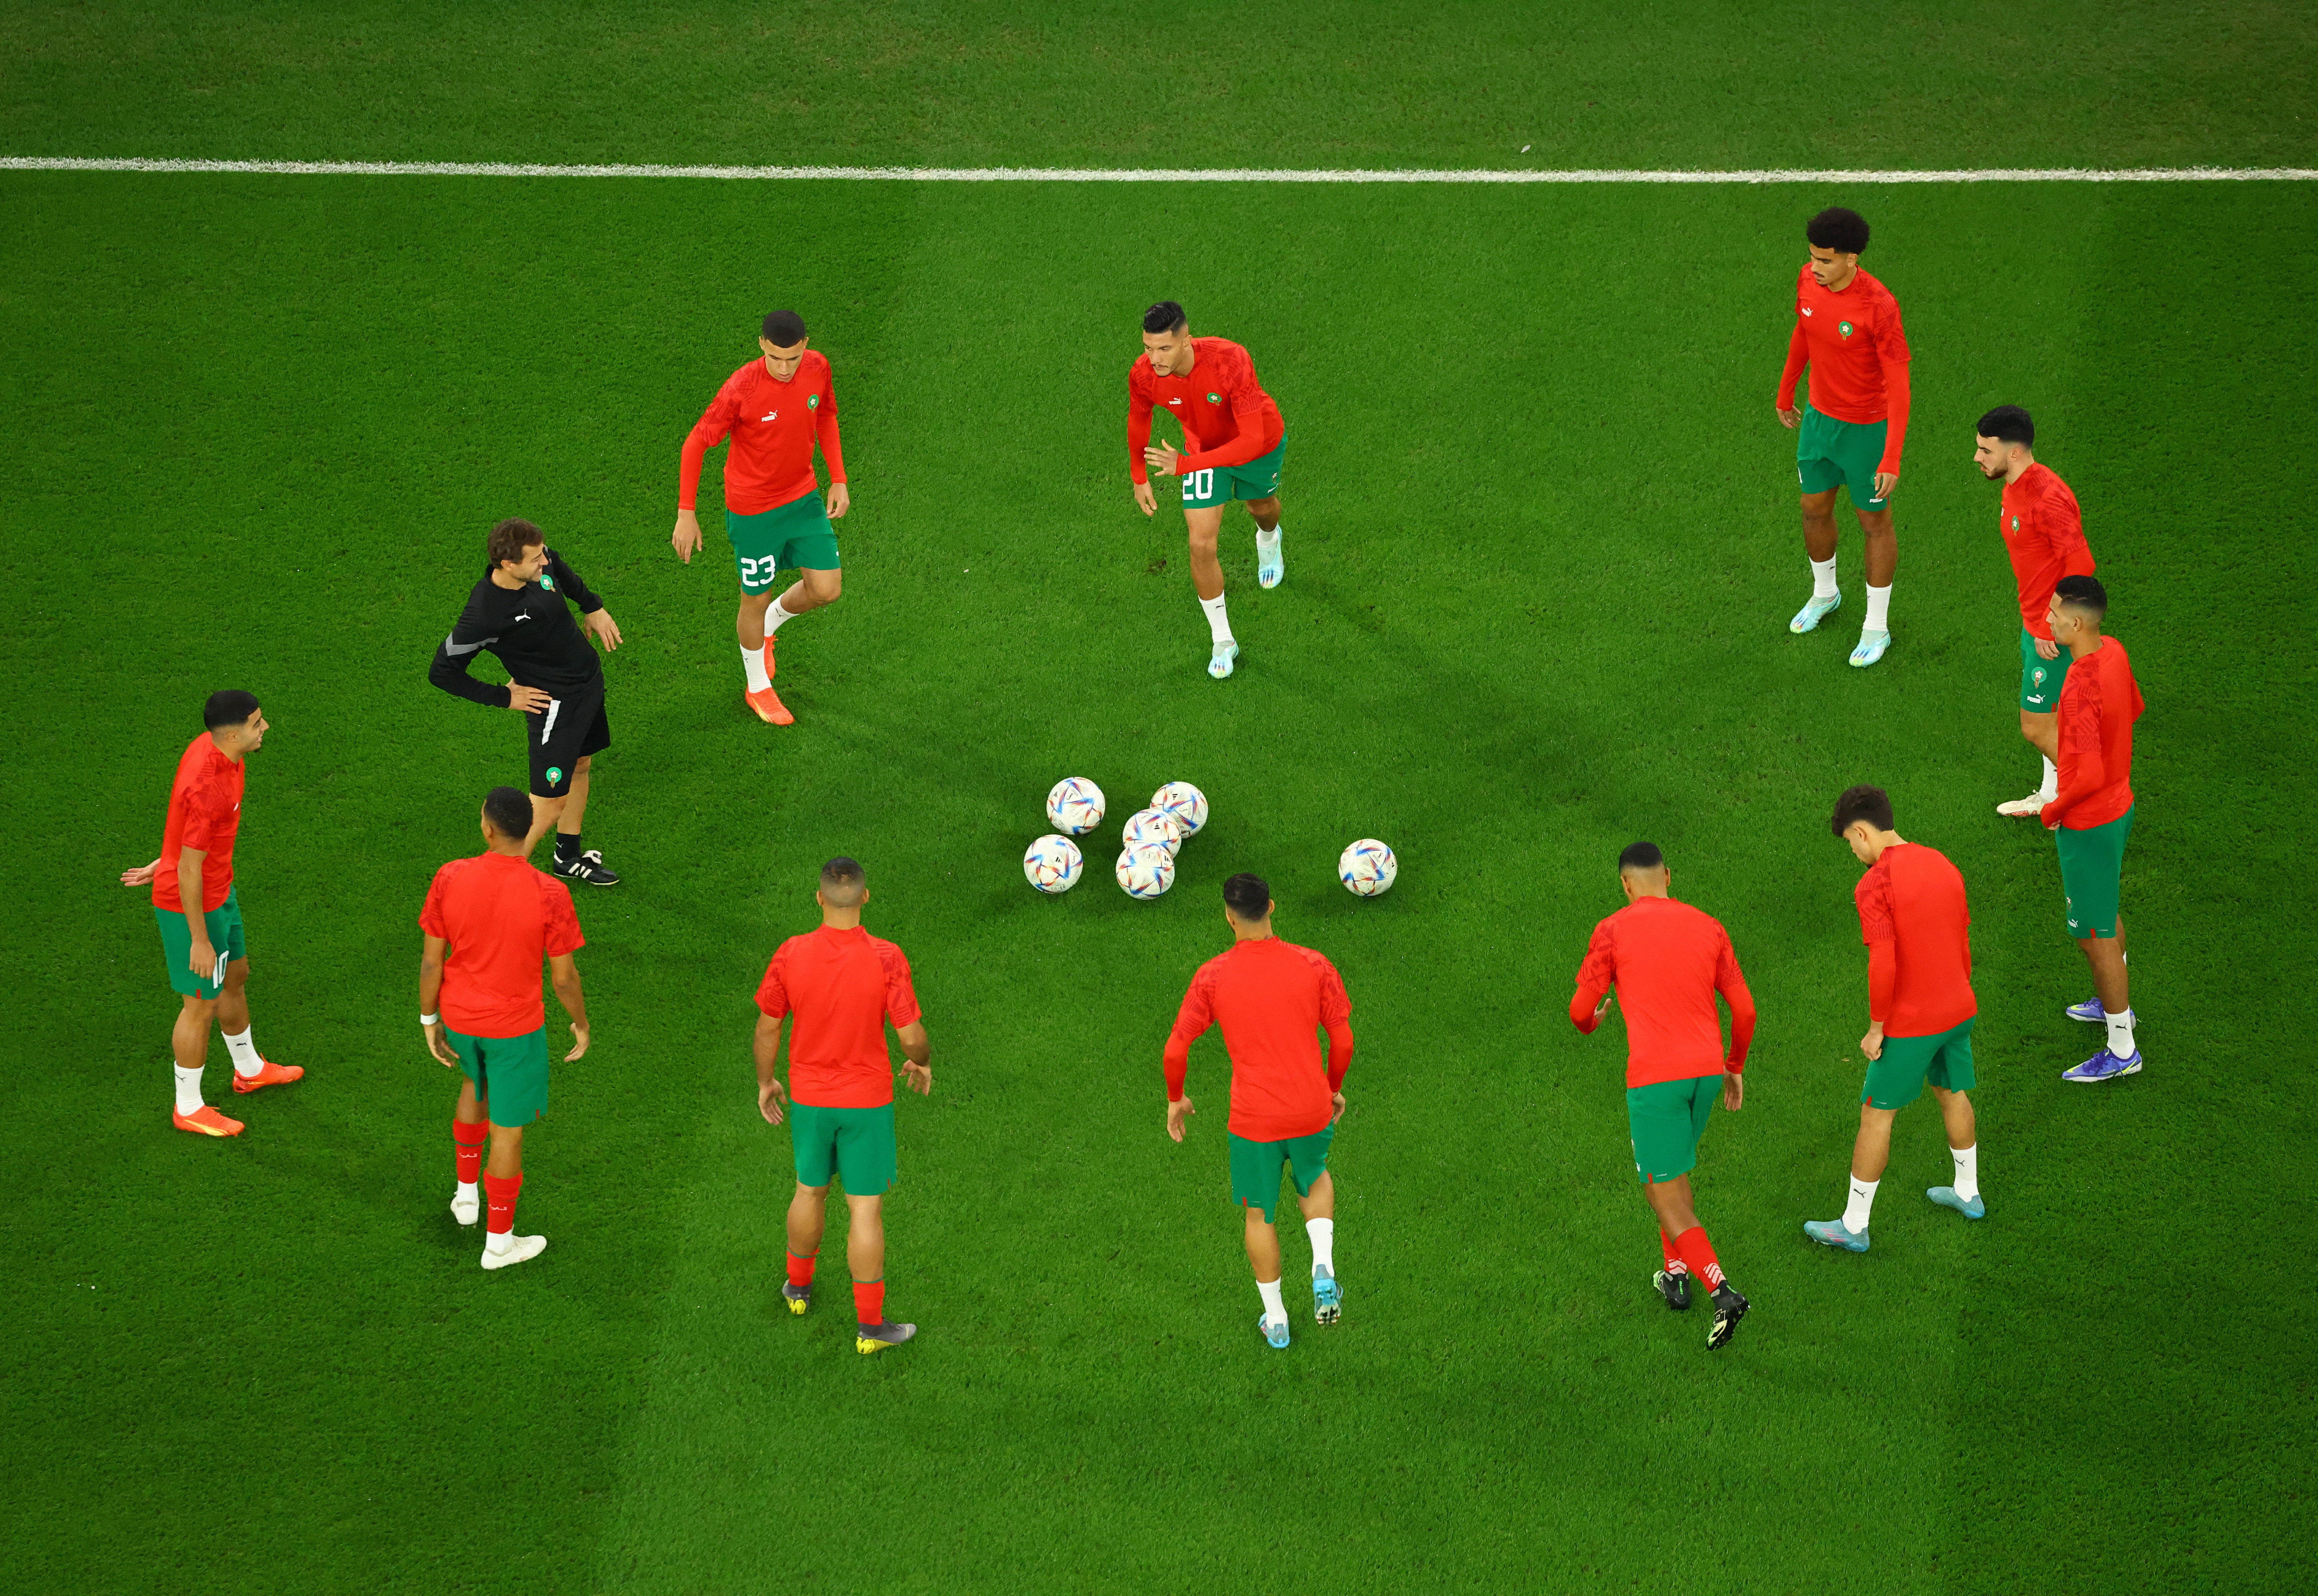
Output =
[{"x1": 429, "y1": 549, "x2": 605, "y2": 706}]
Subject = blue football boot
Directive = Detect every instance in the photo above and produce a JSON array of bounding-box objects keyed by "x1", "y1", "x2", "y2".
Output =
[
  {"x1": 1790, "y1": 591, "x2": 1841, "y2": 633},
  {"x1": 1927, "y1": 1186, "x2": 1986, "y2": 1220},
  {"x1": 1312, "y1": 1265, "x2": 1341, "y2": 1325},
  {"x1": 1804, "y1": 1218, "x2": 1871, "y2": 1252},
  {"x1": 2066, "y1": 997, "x2": 2135, "y2": 1025},
  {"x1": 1208, "y1": 640, "x2": 1240, "y2": 680},
  {"x1": 1258, "y1": 1313, "x2": 1290, "y2": 1350},
  {"x1": 2062, "y1": 1048, "x2": 2142, "y2": 1082},
  {"x1": 1257, "y1": 537, "x2": 1284, "y2": 589},
  {"x1": 1849, "y1": 629, "x2": 1892, "y2": 668}
]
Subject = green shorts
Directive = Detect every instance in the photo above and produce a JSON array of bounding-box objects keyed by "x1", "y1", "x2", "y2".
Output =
[
  {"x1": 2058, "y1": 804, "x2": 2134, "y2": 938},
  {"x1": 1863, "y1": 1017, "x2": 1977, "y2": 1110},
  {"x1": 155, "y1": 886, "x2": 245, "y2": 996},
  {"x1": 1228, "y1": 1123, "x2": 1333, "y2": 1222},
  {"x1": 2019, "y1": 627, "x2": 2072, "y2": 713},
  {"x1": 789, "y1": 1101, "x2": 897, "y2": 1195},
  {"x1": 1796, "y1": 405, "x2": 1891, "y2": 511},
  {"x1": 728, "y1": 492, "x2": 841, "y2": 593},
  {"x1": 1627, "y1": 1072, "x2": 1721, "y2": 1184},
  {"x1": 1181, "y1": 435, "x2": 1286, "y2": 510},
  {"x1": 447, "y1": 1027, "x2": 552, "y2": 1127}
]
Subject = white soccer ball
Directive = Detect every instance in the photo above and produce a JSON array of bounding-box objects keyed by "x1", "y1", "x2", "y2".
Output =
[
  {"x1": 1149, "y1": 781, "x2": 1209, "y2": 838},
  {"x1": 1046, "y1": 777, "x2": 1106, "y2": 836},
  {"x1": 1023, "y1": 834, "x2": 1084, "y2": 894},
  {"x1": 1115, "y1": 842, "x2": 1177, "y2": 899},
  {"x1": 1122, "y1": 807, "x2": 1185, "y2": 856},
  {"x1": 1339, "y1": 838, "x2": 1397, "y2": 897}
]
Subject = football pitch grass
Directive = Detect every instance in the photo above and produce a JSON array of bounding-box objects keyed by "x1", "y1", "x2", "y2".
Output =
[{"x1": 5, "y1": 7, "x2": 2317, "y2": 1593}]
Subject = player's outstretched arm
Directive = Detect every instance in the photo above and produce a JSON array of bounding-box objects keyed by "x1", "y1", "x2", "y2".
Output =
[
  {"x1": 121, "y1": 856, "x2": 160, "y2": 887},
  {"x1": 550, "y1": 952, "x2": 589, "y2": 1061},
  {"x1": 895, "y1": 1019, "x2": 931, "y2": 1095}
]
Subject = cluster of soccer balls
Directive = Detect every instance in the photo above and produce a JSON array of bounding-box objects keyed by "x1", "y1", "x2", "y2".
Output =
[{"x1": 1023, "y1": 778, "x2": 1398, "y2": 900}]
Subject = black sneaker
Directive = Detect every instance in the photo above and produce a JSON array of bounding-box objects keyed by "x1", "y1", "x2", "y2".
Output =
[
  {"x1": 855, "y1": 1321, "x2": 917, "y2": 1355},
  {"x1": 553, "y1": 849, "x2": 621, "y2": 886},
  {"x1": 1707, "y1": 1286, "x2": 1750, "y2": 1351},
  {"x1": 1653, "y1": 1268, "x2": 1692, "y2": 1312},
  {"x1": 781, "y1": 1281, "x2": 810, "y2": 1316}
]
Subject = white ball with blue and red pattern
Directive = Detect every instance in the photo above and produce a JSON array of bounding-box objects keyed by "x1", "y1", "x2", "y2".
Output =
[
  {"x1": 1023, "y1": 835, "x2": 1084, "y2": 894},
  {"x1": 1122, "y1": 808, "x2": 1185, "y2": 856},
  {"x1": 1045, "y1": 777, "x2": 1106, "y2": 836},
  {"x1": 1339, "y1": 839, "x2": 1397, "y2": 897},
  {"x1": 1149, "y1": 781, "x2": 1209, "y2": 838},
  {"x1": 1115, "y1": 843, "x2": 1177, "y2": 899}
]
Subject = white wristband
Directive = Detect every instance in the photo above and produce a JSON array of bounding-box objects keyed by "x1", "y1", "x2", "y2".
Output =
[{"x1": 421, "y1": 1013, "x2": 440, "y2": 1028}]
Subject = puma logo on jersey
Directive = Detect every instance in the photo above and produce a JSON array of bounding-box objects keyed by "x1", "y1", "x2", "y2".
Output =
[
  {"x1": 1801, "y1": 305, "x2": 1815, "y2": 316},
  {"x1": 1167, "y1": 398, "x2": 1182, "y2": 405},
  {"x1": 761, "y1": 411, "x2": 778, "y2": 421}
]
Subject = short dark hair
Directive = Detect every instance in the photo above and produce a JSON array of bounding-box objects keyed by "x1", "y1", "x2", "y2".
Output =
[
  {"x1": 1806, "y1": 207, "x2": 1870, "y2": 255},
  {"x1": 761, "y1": 309, "x2": 807, "y2": 346},
  {"x1": 2055, "y1": 573, "x2": 2108, "y2": 618},
  {"x1": 1617, "y1": 841, "x2": 1664, "y2": 873},
  {"x1": 1143, "y1": 300, "x2": 1188, "y2": 335},
  {"x1": 487, "y1": 517, "x2": 545, "y2": 570},
  {"x1": 1829, "y1": 784, "x2": 1895, "y2": 837},
  {"x1": 1978, "y1": 405, "x2": 2035, "y2": 446},
  {"x1": 482, "y1": 786, "x2": 532, "y2": 839},
  {"x1": 203, "y1": 689, "x2": 260, "y2": 730},
  {"x1": 820, "y1": 855, "x2": 866, "y2": 906},
  {"x1": 1222, "y1": 872, "x2": 1271, "y2": 920}
]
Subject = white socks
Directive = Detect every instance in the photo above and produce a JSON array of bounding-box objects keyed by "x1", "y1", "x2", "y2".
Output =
[
  {"x1": 1843, "y1": 1175, "x2": 1879, "y2": 1233},
  {"x1": 765, "y1": 596, "x2": 798, "y2": 636},
  {"x1": 1810, "y1": 557, "x2": 1838, "y2": 599},
  {"x1": 1306, "y1": 1217, "x2": 1335, "y2": 1274},
  {"x1": 1950, "y1": 1144, "x2": 1980, "y2": 1202},
  {"x1": 1200, "y1": 593, "x2": 1233, "y2": 645},
  {"x1": 1255, "y1": 525, "x2": 1282, "y2": 553},
  {"x1": 2039, "y1": 756, "x2": 2058, "y2": 799},
  {"x1": 2105, "y1": 1007, "x2": 2137, "y2": 1058},
  {"x1": 1256, "y1": 1277, "x2": 1286, "y2": 1327},
  {"x1": 741, "y1": 642, "x2": 771, "y2": 692},
  {"x1": 222, "y1": 1026, "x2": 262, "y2": 1078},
  {"x1": 1863, "y1": 583, "x2": 1893, "y2": 633},
  {"x1": 173, "y1": 1064, "x2": 205, "y2": 1115}
]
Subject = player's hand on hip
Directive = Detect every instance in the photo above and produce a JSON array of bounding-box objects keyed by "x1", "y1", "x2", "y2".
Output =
[
  {"x1": 1872, "y1": 470, "x2": 1899, "y2": 499},
  {"x1": 426, "y1": 1022, "x2": 461, "y2": 1069},
  {"x1": 583, "y1": 608, "x2": 624, "y2": 652},
  {"x1": 1143, "y1": 441, "x2": 1181, "y2": 478},
  {"x1": 1723, "y1": 1071, "x2": 1744, "y2": 1112},
  {"x1": 758, "y1": 1076, "x2": 787, "y2": 1126},
  {"x1": 121, "y1": 857, "x2": 160, "y2": 888},
  {"x1": 824, "y1": 482, "x2": 850, "y2": 519},
  {"x1": 1132, "y1": 481, "x2": 1157, "y2": 517},
  {"x1": 1860, "y1": 1023, "x2": 1885, "y2": 1061},
  {"x1": 672, "y1": 511, "x2": 701, "y2": 563},
  {"x1": 1776, "y1": 405, "x2": 1801, "y2": 429},
  {"x1": 566, "y1": 1021, "x2": 591, "y2": 1062},
  {"x1": 1166, "y1": 1095, "x2": 1195, "y2": 1142},
  {"x1": 508, "y1": 683, "x2": 553, "y2": 715},
  {"x1": 2034, "y1": 636, "x2": 2061, "y2": 661}
]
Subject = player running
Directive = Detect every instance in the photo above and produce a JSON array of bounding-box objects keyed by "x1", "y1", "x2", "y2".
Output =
[
  {"x1": 120, "y1": 690, "x2": 304, "y2": 1136},
  {"x1": 429, "y1": 518, "x2": 625, "y2": 886},
  {"x1": 1129, "y1": 302, "x2": 1288, "y2": 681},
  {"x1": 1163, "y1": 873, "x2": 1353, "y2": 1350},
  {"x1": 672, "y1": 310, "x2": 849, "y2": 726},
  {"x1": 419, "y1": 786, "x2": 591, "y2": 1271},
  {"x1": 1974, "y1": 405, "x2": 2097, "y2": 817},
  {"x1": 754, "y1": 858, "x2": 932, "y2": 1356},
  {"x1": 1806, "y1": 786, "x2": 1985, "y2": 1253},
  {"x1": 1569, "y1": 842, "x2": 1755, "y2": 1350},
  {"x1": 2041, "y1": 575, "x2": 2146, "y2": 1082},
  {"x1": 1776, "y1": 207, "x2": 1913, "y2": 668}
]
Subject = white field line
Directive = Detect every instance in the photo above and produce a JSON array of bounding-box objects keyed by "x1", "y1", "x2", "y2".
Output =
[{"x1": 4, "y1": 157, "x2": 2316, "y2": 183}]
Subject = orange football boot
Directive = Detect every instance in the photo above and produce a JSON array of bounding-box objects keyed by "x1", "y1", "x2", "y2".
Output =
[
  {"x1": 173, "y1": 1105, "x2": 245, "y2": 1137},
  {"x1": 746, "y1": 685, "x2": 795, "y2": 725},
  {"x1": 231, "y1": 1059, "x2": 304, "y2": 1094}
]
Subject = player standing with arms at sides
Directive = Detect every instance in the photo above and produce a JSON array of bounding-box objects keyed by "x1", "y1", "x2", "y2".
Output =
[
  {"x1": 754, "y1": 858, "x2": 932, "y2": 1355},
  {"x1": 1974, "y1": 405, "x2": 2097, "y2": 817},
  {"x1": 672, "y1": 310, "x2": 848, "y2": 726},
  {"x1": 120, "y1": 690, "x2": 304, "y2": 1136},
  {"x1": 1806, "y1": 786, "x2": 1985, "y2": 1253},
  {"x1": 1163, "y1": 874, "x2": 1353, "y2": 1350},
  {"x1": 1129, "y1": 302, "x2": 1288, "y2": 681},
  {"x1": 429, "y1": 519, "x2": 625, "y2": 886},
  {"x1": 1776, "y1": 207, "x2": 1913, "y2": 668},
  {"x1": 2041, "y1": 575, "x2": 2146, "y2": 1082},
  {"x1": 1569, "y1": 843, "x2": 1755, "y2": 1350},
  {"x1": 419, "y1": 786, "x2": 591, "y2": 1270}
]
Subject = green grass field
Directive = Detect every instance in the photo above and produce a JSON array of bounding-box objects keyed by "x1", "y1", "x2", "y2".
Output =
[{"x1": 5, "y1": 6, "x2": 2316, "y2": 1593}]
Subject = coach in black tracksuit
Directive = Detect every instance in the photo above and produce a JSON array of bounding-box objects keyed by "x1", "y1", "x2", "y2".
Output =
[{"x1": 429, "y1": 517, "x2": 625, "y2": 886}]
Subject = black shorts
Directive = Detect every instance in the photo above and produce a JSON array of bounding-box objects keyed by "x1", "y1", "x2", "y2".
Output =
[{"x1": 526, "y1": 674, "x2": 610, "y2": 798}]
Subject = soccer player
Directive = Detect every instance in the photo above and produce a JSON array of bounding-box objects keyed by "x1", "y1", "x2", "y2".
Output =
[
  {"x1": 1975, "y1": 405, "x2": 2098, "y2": 817},
  {"x1": 120, "y1": 689, "x2": 304, "y2": 1136},
  {"x1": 1569, "y1": 843, "x2": 1755, "y2": 1350},
  {"x1": 754, "y1": 857, "x2": 932, "y2": 1355},
  {"x1": 1776, "y1": 207, "x2": 1913, "y2": 668},
  {"x1": 1805, "y1": 786, "x2": 1985, "y2": 1253},
  {"x1": 419, "y1": 786, "x2": 591, "y2": 1270},
  {"x1": 672, "y1": 310, "x2": 848, "y2": 726},
  {"x1": 1163, "y1": 873, "x2": 1353, "y2": 1350},
  {"x1": 429, "y1": 518, "x2": 625, "y2": 886},
  {"x1": 2041, "y1": 575, "x2": 2146, "y2": 1082},
  {"x1": 1128, "y1": 301, "x2": 1288, "y2": 681}
]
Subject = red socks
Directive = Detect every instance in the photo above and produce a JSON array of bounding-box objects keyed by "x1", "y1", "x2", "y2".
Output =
[
  {"x1": 786, "y1": 1251, "x2": 817, "y2": 1290},
  {"x1": 1659, "y1": 1228, "x2": 1686, "y2": 1275},
  {"x1": 1671, "y1": 1226, "x2": 1726, "y2": 1293},
  {"x1": 454, "y1": 1120, "x2": 488, "y2": 1185},
  {"x1": 852, "y1": 1279, "x2": 885, "y2": 1327},
  {"x1": 484, "y1": 1171, "x2": 523, "y2": 1235}
]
